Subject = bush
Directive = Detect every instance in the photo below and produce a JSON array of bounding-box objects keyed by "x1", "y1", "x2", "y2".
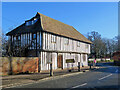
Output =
[{"x1": 88, "y1": 61, "x2": 93, "y2": 63}]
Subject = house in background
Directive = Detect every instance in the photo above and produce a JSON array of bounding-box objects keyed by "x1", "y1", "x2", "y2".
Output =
[
  {"x1": 6, "y1": 12, "x2": 92, "y2": 70},
  {"x1": 112, "y1": 51, "x2": 120, "y2": 66}
]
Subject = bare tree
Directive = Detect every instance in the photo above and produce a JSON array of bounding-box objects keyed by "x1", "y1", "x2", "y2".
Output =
[
  {"x1": 87, "y1": 31, "x2": 118, "y2": 59},
  {"x1": 87, "y1": 31, "x2": 102, "y2": 58},
  {"x1": 1, "y1": 33, "x2": 8, "y2": 56}
]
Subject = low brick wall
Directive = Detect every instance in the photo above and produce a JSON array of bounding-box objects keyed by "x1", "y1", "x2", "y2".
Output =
[{"x1": 0, "y1": 57, "x2": 39, "y2": 75}]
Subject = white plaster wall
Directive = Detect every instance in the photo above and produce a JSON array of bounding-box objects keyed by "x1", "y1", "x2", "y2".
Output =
[
  {"x1": 40, "y1": 52, "x2": 88, "y2": 70},
  {"x1": 42, "y1": 32, "x2": 90, "y2": 54},
  {"x1": 52, "y1": 53, "x2": 57, "y2": 70}
]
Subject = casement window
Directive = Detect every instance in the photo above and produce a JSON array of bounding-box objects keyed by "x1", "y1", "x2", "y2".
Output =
[
  {"x1": 14, "y1": 37, "x2": 16, "y2": 41},
  {"x1": 77, "y1": 42, "x2": 80, "y2": 47},
  {"x1": 32, "y1": 33, "x2": 36, "y2": 40},
  {"x1": 51, "y1": 35, "x2": 56, "y2": 43},
  {"x1": 75, "y1": 55, "x2": 78, "y2": 62},
  {"x1": 32, "y1": 18, "x2": 38, "y2": 24},
  {"x1": 26, "y1": 21, "x2": 32, "y2": 26},
  {"x1": 64, "y1": 38, "x2": 69, "y2": 45},
  {"x1": 83, "y1": 54, "x2": 86, "y2": 62},
  {"x1": 72, "y1": 41, "x2": 74, "y2": 50},
  {"x1": 46, "y1": 53, "x2": 52, "y2": 63},
  {"x1": 16, "y1": 36, "x2": 20, "y2": 41},
  {"x1": 86, "y1": 44, "x2": 89, "y2": 49},
  {"x1": 26, "y1": 18, "x2": 38, "y2": 26}
]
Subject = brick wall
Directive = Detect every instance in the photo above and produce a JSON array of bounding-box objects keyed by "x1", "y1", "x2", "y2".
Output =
[
  {"x1": 112, "y1": 52, "x2": 120, "y2": 61},
  {"x1": 0, "y1": 57, "x2": 39, "y2": 75}
]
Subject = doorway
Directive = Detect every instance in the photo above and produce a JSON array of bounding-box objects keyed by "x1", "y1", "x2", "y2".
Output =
[{"x1": 57, "y1": 55, "x2": 63, "y2": 69}]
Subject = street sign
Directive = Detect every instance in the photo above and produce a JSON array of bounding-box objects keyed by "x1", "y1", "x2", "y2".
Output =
[{"x1": 66, "y1": 59, "x2": 75, "y2": 63}]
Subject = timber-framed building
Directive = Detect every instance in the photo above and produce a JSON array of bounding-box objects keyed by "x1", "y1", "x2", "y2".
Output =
[{"x1": 6, "y1": 12, "x2": 92, "y2": 70}]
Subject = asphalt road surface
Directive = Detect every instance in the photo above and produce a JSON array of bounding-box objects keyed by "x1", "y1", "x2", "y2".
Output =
[{"x1": 4, "y1": 62, "x2": 120, "y2": 89}]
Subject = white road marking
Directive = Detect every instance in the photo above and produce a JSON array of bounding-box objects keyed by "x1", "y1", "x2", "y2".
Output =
[
  {"x1": 99, "y1": 74, "x2": 112, "y2": 80},
  {"x1": 72, "y1": 83, "x2": 87, "y2": 88}
]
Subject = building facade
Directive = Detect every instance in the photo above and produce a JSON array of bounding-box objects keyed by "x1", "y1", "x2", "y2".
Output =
[
  {"x1": 6, "y1": 12, "x2": 92, "y2": 70},
  {"x1": 112, "y1": 51, "x2": 120, "y2": 66}
]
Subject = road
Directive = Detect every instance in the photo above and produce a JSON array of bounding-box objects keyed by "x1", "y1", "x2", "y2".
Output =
[{"x1": 3, "y1": 62, "x2": 120, "y2": 89}]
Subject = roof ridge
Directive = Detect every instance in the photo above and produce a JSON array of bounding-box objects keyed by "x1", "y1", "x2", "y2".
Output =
[
  {"x1": 6, "y1": 12, "x2": 92, "y2": 44},
  {"x1": 37, "y1": 12, "x2": 73, "y2": 28}
]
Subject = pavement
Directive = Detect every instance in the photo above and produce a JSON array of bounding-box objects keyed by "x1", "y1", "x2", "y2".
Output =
[
  {"x1": 1, "y1": 65, "x2": 100, "y2": 89},
  {"x1": 5, "y1": 62, "x2": 119, "y2": 89},
  {"x1": 2, "y1": 63, "x2": 118, "y2": 89}
]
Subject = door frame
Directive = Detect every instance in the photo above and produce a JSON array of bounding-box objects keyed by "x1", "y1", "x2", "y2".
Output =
[{"x1": 57, "y1": 54, "x2": 63, "y2": 69}]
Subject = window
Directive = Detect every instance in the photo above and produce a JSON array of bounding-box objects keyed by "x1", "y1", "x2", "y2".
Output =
[
  {"x1": 34, "y1": 18, "x2": 38, "y2": 23},
  {"x1": 32, "y1": 18, "x2": 38, "y2": 24},
  {"x1": 46, "y1": 53, "x2": 52, "y2": 63},
  {"x1": 77, "y1": 42, "x2": 80, "y2": 47},
  {"x1": 16, "y1": 36, "x2": 20, "y2": 40},
  {"x1": 51, "y1": 35, "x2": 56, "y2": 43},
  {"x1": 32, "y1": 33, "x2": 36, "y2": 40},
  {"x1": 83, "y1": 54, "x2": 86, "y2": 62},
  {"x1": 72, "y1": 41, "x2": 74, "y2": 50},
  {"x1": 75, "y1": 55, "x2": 78, "y2": 62},
  {"x1": 26, "y1": 18, "x2": 38, "y2": 26},
  {"x1": 64, "y1": 38, "x2": 69, "y2": 45},
  {"x1": 86, "y1": 44, "x2": 89, "y2": 49},
  {"x1": 26, "y1": 21, "x2": 32, "y2": 26}
]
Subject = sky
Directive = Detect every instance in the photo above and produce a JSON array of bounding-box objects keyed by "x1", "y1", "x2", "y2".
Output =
[{"x1": 2, "y1": 2, "x2": 118, "y2": 39}]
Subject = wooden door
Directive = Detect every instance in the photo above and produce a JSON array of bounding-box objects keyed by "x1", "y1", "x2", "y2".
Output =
[{"x1": 57, "y1": 55, "x2": 63, "y2": 69}]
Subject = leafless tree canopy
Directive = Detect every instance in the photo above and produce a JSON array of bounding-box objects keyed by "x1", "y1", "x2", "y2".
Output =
[{"x1": 87, "y1": 31, "x2": 118, "y2": 59}]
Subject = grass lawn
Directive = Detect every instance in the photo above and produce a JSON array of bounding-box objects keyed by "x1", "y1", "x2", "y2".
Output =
[{"x1": 88, "y1": 59, "x2": 114, "y2": 63}]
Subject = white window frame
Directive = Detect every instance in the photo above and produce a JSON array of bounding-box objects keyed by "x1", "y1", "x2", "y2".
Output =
[
  {"x1": 77, "y1": 42, "x2": 80, "y2": 47},
  {"x1": 26, "y1": 21, "x2": 32, "y2": 26},
  {"x1": 86, "y1": 44, "x2": 89, "y2": 49},
  {"x1": 64, "y1": 38, "x2": 69, "y2": 45},
  {"x1": 32, "y1": 18, "x2": 38, "y2": 25},
  {"x1": 51, "y1": 35, "x2": 56, "y2": 43}
]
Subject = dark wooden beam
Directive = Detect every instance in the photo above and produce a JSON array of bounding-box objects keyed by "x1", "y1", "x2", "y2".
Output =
[
  {"x1": 30, "y1": 49, "x2": 89, "y2": 54},
  {"x1": 41, "y1": 31, "x2": 43, "y2": 50},
  {"x1": 36, "y1": 32, "x2": 37, "y2": 56}
]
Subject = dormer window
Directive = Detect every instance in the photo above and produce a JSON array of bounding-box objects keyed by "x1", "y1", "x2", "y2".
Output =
[
  {"x1": 32, "y1": 18, "x2": 37, "y2": 24},
  {"x1": 26, "y1": 18, "x2": 38, "y2": 26},
  {"x1": 33, "y1": 18, "x2": 38, "y2": 23},
  {"x1": 26, "y1": 21, "x2": 32, "y2": 26}
]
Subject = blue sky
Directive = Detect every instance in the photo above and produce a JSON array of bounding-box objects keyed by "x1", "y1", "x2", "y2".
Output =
[{"x1": 2, "y1": 2, "x2": 118, "y2": 39}]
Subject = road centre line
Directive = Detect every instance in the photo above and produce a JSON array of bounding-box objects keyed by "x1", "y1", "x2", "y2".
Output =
[
  {"x1": 72, "y1": 83, "x2": 87, "y2": 88},
  {"x1": 99, "y1": 74, "x2": 112, "y2": 80}
]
